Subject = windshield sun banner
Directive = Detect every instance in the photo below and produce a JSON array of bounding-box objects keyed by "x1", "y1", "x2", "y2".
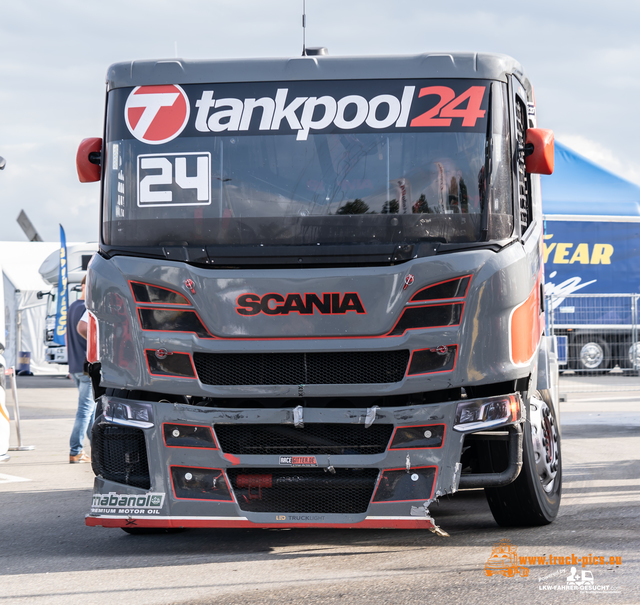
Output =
[{"x1": 110, "y1": 79, "x2": 491, "y2": 144}]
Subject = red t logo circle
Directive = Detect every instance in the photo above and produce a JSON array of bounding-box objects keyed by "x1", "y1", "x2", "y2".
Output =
[{"x1": 125, "y1": 84, "x2": 190, "y2": 144}]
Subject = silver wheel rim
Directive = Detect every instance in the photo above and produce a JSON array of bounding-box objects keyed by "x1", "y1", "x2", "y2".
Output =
[
  {"x1": 529, "y1": 394, "x2": 559, "y2": 493},
  {"x1": 628, "y1": 343, "x2": 640, "y2": 368},
  {"x1": 579, "y1": 342, "x2": 604, "y2": 369}
]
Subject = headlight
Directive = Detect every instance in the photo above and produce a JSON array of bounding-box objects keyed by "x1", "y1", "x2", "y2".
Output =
[
  {"x1": 453, "y1": 393, "x2": 521, "y2": 433},
  {"x1": 102, "y1": 397, "x2": 154, "y2": 429}
]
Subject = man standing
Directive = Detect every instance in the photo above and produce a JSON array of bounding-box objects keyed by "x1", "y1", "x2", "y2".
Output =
[{"x1": 67, "y1": 276, "x2": 95, "y2": 463}]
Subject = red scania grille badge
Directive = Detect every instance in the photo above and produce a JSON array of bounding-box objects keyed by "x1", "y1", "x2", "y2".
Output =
[
  {"x1": 184, "y1": 279, "x2": 196, "y2": 294},
  {"x1": 403, "y1": 274, "x2": 415, "y2": 290}
]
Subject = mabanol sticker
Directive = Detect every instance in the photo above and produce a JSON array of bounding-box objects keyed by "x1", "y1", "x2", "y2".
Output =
[
  {"x1": 279, "y1": 456, "x2": 317, "y2": 467},
  {"x1": 91, "y1": 492, "x2": 165, "y2": 515}
]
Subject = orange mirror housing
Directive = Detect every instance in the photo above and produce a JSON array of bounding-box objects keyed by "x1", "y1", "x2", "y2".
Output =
[
  {"x1": 76, "y1": 137, "x2": 103, "y2": 183},
  {"x1": 525, "y1": 128, "x2": 554, "y2": 175}
]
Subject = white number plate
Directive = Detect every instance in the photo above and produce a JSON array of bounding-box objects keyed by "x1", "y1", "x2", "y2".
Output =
[{"x1": 137, "y1": 152, "x2": 211, "y2": 207}]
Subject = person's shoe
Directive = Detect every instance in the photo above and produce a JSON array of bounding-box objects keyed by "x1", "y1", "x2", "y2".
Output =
[{"x1": 69, "y1": 451, "x2": 91, "y2": 463}]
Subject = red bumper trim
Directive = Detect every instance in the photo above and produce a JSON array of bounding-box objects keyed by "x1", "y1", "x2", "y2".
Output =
[{"x1": 86, "y1": 516, "x2": 435, "y2": 530}]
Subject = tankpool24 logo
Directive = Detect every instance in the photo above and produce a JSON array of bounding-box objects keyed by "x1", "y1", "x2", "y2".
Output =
[
  {"x1": 125, "y1": 79, "x2": 489, "y2": 143},
  {"x1": 125, "y1": 85, "x2": 190, "y2": 144}
]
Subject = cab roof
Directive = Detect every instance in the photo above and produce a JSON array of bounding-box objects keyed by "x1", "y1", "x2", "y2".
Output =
[{"x1": 106, "y1": 52, "x2": 529, "y2": 92}]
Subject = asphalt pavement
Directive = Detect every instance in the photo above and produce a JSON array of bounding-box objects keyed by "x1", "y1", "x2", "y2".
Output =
[{"x1": 0, "y1": 376, "x2": 638, "y2": 605}]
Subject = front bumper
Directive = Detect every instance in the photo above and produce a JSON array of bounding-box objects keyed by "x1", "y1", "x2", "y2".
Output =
[{"x1": 86, "y1": 393, "x2": 522, "y2": 530}]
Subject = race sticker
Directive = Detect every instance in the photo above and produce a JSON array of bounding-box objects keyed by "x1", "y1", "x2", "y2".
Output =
[
  {"x1": 112, "y1": 143, "x2": 119, "y2": 171},
  {"x1": 110, "y1": 78, "x2": 491, "y2": 144},
  {"x1": 115, "y1": 168, "x2": 125, "y2": 218},
  {"x1": 125, "y1": 84, "x2": 190, "y2": 145},
  {"x1": 137, "y1": 152, "x2": 211, "y2": 207},
  {"x1": 90, "y1": 491, "x2": 165, "y2": 515},
  {"x1": 279, "y1": 456, "x2": 318, "y2": 467}
]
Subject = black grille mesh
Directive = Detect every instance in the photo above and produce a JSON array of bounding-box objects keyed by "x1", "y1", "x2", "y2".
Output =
[
  {"x1": 194, "y1": 350, "x2": 410, "y2": 385},
  {"x1": 92, "y1": 421, "x2": 151, "y2": 489},
  {"x1": 227, "y1": 467, "x2": 379, "y2": 514},
  {"x1": 215, "y1": 423, "x2": 394, "y2": 456}
]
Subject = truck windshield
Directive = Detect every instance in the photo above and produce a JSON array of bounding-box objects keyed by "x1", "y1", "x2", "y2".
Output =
[{"x1": 103, "y1": 79, "x2": 511, "y2": 252}]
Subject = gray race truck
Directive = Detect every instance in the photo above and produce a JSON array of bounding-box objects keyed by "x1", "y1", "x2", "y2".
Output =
[{"x1": 77, "y1": 51, "x2": 560, "y2": 533}]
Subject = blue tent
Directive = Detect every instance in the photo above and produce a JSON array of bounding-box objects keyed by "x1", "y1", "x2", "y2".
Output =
[{"x1": 541, "y1": 142, "x2": 640, "y2": 216}]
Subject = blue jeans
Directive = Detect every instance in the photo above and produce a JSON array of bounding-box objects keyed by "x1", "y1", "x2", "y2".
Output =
[{"x1": 69, "y1": 373, "x2": 96, "y2": 456}]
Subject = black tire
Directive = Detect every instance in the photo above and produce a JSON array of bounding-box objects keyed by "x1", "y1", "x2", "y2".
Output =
[
  {"x1": 570, "y1": 336, "x2": 610, "y2": 373},
  {"x1": 121, "y1": 527, "x2": 188, "y2": 535},
  {"x1": 485, "y1": 392, "x2": 561, "y2": 526}
]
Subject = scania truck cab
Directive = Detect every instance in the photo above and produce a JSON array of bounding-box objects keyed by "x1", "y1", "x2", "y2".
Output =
[{"x1": 78, "y1": 52, "x2": 559, "y2": 533}]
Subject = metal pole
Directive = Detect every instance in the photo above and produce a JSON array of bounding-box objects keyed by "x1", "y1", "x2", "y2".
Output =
[
  {"x1": 302, "y1": 0, "x2": 306, "y2": 56},
  {"x1": 8, "y1": 367, "x2": 35, "y2": 451},
  {"x1": 633, "y1": 294, "x2": 639, "y2": 372}
]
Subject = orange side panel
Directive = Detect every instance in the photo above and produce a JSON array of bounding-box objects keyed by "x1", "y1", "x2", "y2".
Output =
[
  {"x1": 87, "y1": 312, "x2": 98, "y2": 363},
  {"x1": 511, "y1": 278, "x2": 542, "y2": 365}
]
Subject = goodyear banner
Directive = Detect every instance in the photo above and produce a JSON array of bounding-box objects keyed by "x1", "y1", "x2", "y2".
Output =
[
  {"x1": 52, "y1": 225, "x2": 69, "y2": 346},
  {"x1": 544, "y1": 218, "x2": 640, "y2": 327},
  {"x1": 544, "y1": 219, "x2": 640, "y2": 296}
]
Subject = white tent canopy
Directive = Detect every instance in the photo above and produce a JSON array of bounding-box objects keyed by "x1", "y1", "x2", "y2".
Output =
[{"x1": 0, "y1": 241, "x2": 64, "y2": 375}]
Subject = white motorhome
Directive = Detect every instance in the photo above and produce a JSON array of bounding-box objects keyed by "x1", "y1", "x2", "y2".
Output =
[{"x1": 38, "y1": 243, "x2": 98, "y2": 364}]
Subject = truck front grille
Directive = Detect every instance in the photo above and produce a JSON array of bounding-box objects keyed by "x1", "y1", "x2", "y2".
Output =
[
  {"x1": 92, "y1": 421, "x2": 151, "y2": 490},
  {"x1": 215, "y1": 423, "x2": 394, "y2": 456},
  {"x1": 227, "y1": 468, "x2": 379, "y2": 514},
  {"x1": 193, "y1": 350, "x2": 410, "y2": 386}
]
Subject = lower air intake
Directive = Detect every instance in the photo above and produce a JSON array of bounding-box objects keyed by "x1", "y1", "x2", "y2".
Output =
[
  {"x1": 227, "y1": 468, "x2": 380, "y2": 514},
  {"x1": 215, "y1": 423, "x2": 394, "y2": 456},
  {"x1": 193, "y1": 350, "x2": 410, "y2": 385},
  {"x1": 92, "y1": 420, "x2": 151, "y2": 490}
]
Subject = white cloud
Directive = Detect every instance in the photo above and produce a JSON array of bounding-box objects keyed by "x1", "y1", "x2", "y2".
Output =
[{"x1": 557, "y1": 134, "x2": 640, "y2": 186}]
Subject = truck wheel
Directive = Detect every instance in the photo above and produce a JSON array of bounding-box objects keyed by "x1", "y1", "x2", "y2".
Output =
[
  {"x1": 571, "y1": 336, "x2": 610, "y2": 373},
  {"x1": 620, "y1": 342, "x2": 640, "y2": 374},
  {"x1": 485, "y1": 392, "x2": 561, "y2": 526}
]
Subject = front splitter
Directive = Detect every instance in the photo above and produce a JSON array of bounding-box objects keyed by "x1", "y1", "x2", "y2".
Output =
[{"x1": 86, "y1": 515, "x2": 435, "y2": 530}]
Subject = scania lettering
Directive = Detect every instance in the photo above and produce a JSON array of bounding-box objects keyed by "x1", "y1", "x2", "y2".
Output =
[
  {"x1": 77, "y1": 51, "x2": 560, "y2": 533},
  {"x1": 236, "y1": 292, "x2": 366, "y2": 316}
]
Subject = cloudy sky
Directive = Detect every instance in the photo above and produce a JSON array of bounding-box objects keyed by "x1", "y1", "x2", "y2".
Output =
[{"x1": 1, "y1": 0, "x2": 638, "y2": 243}]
